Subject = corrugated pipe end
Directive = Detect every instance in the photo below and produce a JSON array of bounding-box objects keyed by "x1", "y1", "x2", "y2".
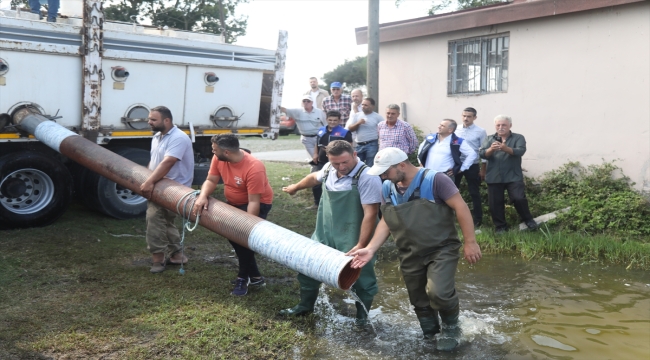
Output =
[{"x1": 338, "y1": 260, "x2": 362, "y2": 290}]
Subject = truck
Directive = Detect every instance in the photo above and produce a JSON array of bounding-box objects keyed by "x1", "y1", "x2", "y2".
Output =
[{"x1": 0, "y1": 0, "x2": 285, "y2": 229}]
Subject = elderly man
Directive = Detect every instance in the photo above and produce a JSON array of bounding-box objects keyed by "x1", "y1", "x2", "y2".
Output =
[
  {"x1": 282, "y1": 97, "x2": 327, "y2": 209},
  {"x1": 349, "y1": 89, "x2": 364, "y2": 120},
  {"x1": 454, "y1": 107, "x2": 487, "y2": 227},
  {"x1": 417, "y1": 119, "x2": 476, "y2": 181},
  {"x1": 348, "y1": 147, "x2": 481, "y2": 351},
  {"x1": 378, "y1": 104, "x2": 419, "y2": 155},
  {"x1": 303, "y1": 77, "x2": 329, "y2": 109},
  {"x1": 346, "y1": 98, "x2": 384, "y2": 166},
  {"x1": 321, "y1": 82, "x2": 352, "y2": 126},
  {"x1": 281, "y1": 141, "x2": 381, "y2": 326},
  {"x1": 479, "y1": 115, "x2": 537, "y2": 233}
]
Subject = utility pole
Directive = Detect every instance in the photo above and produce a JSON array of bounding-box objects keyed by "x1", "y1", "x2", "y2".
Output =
[{"x1": 367, "y1": 0, "x2": 379, "y2": 103}]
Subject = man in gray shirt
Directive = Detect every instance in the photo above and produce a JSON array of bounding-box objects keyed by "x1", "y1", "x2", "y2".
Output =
[
  {"x1": 141, "y1": 106, "x2": 194, "y2": 273},
  {"x1": 346, "y1": 98, "x2": 384, "y2": 166},
  {"x1": 454, "y1": 107, "x2": 487, "y2": 227},
  {"x1": 282, "y1": 97, "x2": 327, "y2": 209}
]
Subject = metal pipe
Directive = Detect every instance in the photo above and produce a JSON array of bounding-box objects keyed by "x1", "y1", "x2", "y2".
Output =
[{"x1": 14, "y1": 111, "x2": 361, "y2": 290}]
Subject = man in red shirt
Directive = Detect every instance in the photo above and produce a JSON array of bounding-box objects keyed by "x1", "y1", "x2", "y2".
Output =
[{"x1": 193, "y1": 134, "x2": 274, "y2": 296}]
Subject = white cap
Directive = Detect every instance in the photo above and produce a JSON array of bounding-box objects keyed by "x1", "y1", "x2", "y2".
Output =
[{"x1": 366, "y1": 147, "x2": 408, "y2": 175}]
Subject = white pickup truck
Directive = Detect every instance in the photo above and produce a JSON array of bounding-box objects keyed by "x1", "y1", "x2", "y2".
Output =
[{"x1": 0, "y1": 0, "x2": 285, "y2": 229}]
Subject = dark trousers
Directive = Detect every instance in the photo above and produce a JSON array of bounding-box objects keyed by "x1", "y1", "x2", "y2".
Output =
[
  {"x1": 454, "y1": 163, "x2": 483, "y2": 223},
  {"x1": 312, "y1": 163, "x2": 324, "y2": 206},
  {"x1": 487, "y1": 181, "x2": 533, "y2": 229},
  {"x1": 228, "y1": 203, "x2": 272, "y2": 279}
]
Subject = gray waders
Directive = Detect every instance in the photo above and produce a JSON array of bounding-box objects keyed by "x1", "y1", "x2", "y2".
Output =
[
  {"x1": 381, "y1": 170, "x2": 462, "y2": 350},
  {"x1": 279, "y1": 165, "x2": 378, "y2": 324}
]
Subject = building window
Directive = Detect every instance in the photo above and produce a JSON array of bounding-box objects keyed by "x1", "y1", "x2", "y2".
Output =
[{"x1": 448, "y1": 34, "x2": 509, "y2": 95}]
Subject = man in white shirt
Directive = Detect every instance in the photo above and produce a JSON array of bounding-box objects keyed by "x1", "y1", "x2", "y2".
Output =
[
  {"x1": 349, "y1": 89, "x2": 364, "y2": 120},
  {"x1": 302, "y1": 77, "x2": 329, "y2": 109},
  {"x1": 454, "y1": 107, "x2": 487, "y2": 226},
  {"x1": 417, "y1": 119, "x2": 476, "y2": 181},
  {"x1": 346, "y1": 98, "x2": 384, "y2": 166}
]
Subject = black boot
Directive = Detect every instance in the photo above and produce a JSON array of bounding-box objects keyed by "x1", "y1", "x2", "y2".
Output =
[
  {"x1": 437, "y1": 305, "x2": 461, "y2": 351},
  {"x1": 278, "y1": 286, "x2": 319, "y2": 317},
  {"x1": 354, "y1": 293, "x2": 374, "y2": 327},
  {"x1": 414, "y1": 306, "x2": 440, "y2": 339}
]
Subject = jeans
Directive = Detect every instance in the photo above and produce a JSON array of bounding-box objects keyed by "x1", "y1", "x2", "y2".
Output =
[
  {"x1": 356, "y1": 140, "x2": 378, "y2": 167},
  {"x1": 30, "y1": 0, "x2": 59, "y2": 20},
  {"x1": 454, "y1": 163, "x2": 483, "y2": 224},
  {"x1": 487, "y1": 181, "x2": 533, "y2": 229},
  {"x1": 228, "y1": 203, "x2": 272, "y2": 279}
]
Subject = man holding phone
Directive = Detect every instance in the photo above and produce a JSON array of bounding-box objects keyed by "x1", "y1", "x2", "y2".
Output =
[{"x1": 479, "y1": 115, "x2": 537, "y2": 233}]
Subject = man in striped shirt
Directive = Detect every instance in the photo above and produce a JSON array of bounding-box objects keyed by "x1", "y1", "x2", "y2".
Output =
[
  {"x1": 378, "y1": 104, "x2": 419, "y2": 155},
  {"x1": 322, "y1": 82, "x2": 352, "y2": 126}
]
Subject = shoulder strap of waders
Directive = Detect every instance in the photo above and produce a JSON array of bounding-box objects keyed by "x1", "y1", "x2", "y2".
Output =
[
  {"x1": 408, "y1": 169, "x2": 430, "y2": 202},
  {"x1": 322, "y1": 163, "x2": 333, "y2": 182},
  {"x1": 351, "y1": 164, "x2": 368, "y2": 187}
]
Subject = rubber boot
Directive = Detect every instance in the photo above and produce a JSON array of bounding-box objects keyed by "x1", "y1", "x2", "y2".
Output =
[
  {"x1": 278, "y1": 287, "x2": 319, "y2": 317},
  {"x1": 414, "y1": 306, "x2": 440, "y2": 339},
  {"x1": 436, "y1": 305, "x2": 461, "y2": 351},
  {"x1": 354, "y1": 293, "x2": 374, "y2": 327}
]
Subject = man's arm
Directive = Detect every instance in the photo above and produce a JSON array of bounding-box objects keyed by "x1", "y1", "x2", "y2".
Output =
[
  {"x1": 459, "y1": 141, "x2": 477, "y2": 172},
  {"x1": 192, "y1": 174, "x2": 221, "y2": 215},
  {"x1": 282, "y1": 172, "x2": 321, "y2": 195},
  {"x1": 504, "y1": 134, "x2": 526, "y2": 157},
  {"x1": 247, "y1": 193, "x2": 261, "y2": 217},
  {"x1": 347, "y1": 218, "x2": 392, "y2": 268},
  {"x1": 479, "y1": 137, "x2": 494, "y2": 159},
  {"x1": 445, "y1": 192, "x2": 482, "y2": 264},
  {"x1": 140, "y1": 156, "x2": 178, "y2": 199}
]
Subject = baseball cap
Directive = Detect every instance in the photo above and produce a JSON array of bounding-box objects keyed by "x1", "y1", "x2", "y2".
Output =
[
  {"x1": 366, "y1": 147, "x2": 408, "y2": 176},
  {"x1": 330, "y1": 82, "x2": 342, "y2": 89},
  {"x1": 301, "y1": 95, "x2": 312, "y2": 101}
]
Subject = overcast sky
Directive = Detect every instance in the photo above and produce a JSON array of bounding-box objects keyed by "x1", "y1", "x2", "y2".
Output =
[{"x1": 235, "y1": 0, "x2": 433, "y2": 106}]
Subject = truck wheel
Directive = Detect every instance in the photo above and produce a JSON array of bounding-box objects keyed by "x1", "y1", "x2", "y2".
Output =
[
  {"x1": 0, "y1": 152, "x2": 73, "y2": 229},
  {"x1": 81, "y1": 147, "x2": 150, "y2": 219}
]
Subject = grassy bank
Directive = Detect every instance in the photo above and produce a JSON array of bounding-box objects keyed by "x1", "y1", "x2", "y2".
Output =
[{"x1": 1, "y1": 161, "x2": 648, "y2": 358}]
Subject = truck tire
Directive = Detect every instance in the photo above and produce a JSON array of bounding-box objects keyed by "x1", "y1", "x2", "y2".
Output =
[
  {"x1": 81, "y1": 147, "x2": 150, "y2": 219},
  {"x1": 0, "y1": 152, "x2": 73, "y2": 229}
]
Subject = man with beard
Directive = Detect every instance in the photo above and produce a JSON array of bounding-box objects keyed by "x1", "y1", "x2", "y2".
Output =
[
  {"x1": 347, "y1": 147, "x2": 481, "y2": 351},
  {"x1": 193, "y1": 134, "x2": 274, "y2": 296},
  {"x1": 141, "y1": 106, "x2": 194, "y2": 273},
  {"x1": 303, "y1": 77, "x2": 329, "y2": 109}
]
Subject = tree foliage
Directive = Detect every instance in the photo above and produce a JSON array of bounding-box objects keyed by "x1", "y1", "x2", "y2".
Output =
[
  {"x1": 322, "y1": 56, "x2": 367, "y2": 92},
  {"x1": 413, "y1": 0, "x2": 506, "y2": 16},
  {"x1": 104, "y1": 0, "x2": 248, "y2": 44}
]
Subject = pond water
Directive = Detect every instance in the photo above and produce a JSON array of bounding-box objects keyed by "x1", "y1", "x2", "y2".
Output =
[{"x1": 301, "y1": 252, "x2": 649, "y2": 359}]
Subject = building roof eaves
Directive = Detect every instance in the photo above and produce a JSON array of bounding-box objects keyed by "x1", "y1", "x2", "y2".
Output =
[{"x1": 355, "y1": 0, "x2": 646, "y2": 45}]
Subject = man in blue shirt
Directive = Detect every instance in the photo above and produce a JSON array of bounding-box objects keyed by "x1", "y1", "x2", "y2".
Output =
[{"x1": 347, "y1": 147, "x2": 481, "y2": 351}]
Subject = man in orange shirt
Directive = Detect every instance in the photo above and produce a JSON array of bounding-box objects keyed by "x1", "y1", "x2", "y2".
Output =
[{"x1": 193, "y1": 134, "x2": 274, "y2": 296}]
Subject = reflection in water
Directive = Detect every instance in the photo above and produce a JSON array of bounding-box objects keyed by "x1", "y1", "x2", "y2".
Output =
[{"x1": 302, "y1": 249, "x2": 649, "y2": 359}]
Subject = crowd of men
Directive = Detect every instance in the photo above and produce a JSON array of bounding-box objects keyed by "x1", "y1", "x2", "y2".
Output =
[{"x1": 140, "y1": 78, "x2": 537, "y2": 351}]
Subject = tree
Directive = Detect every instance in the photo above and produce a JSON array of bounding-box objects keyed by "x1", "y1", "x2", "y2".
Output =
[
  {"x1": 427, "y1": 0, "x2": 506, "y2": 15},
  {"x1": 104, "y1": 0, "x2": 248, "y2": 44},
  {"x1": 322, "y1": 56, "x2": 367, "y2": 93}
]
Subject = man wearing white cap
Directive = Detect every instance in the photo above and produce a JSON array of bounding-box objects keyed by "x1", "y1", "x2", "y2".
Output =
[
  {"x1": 282, "y1": 97, "x2": 327, "y2": 209},
  {"x1": 347, "y1": 147, "x2": 482, "y2": 351}
]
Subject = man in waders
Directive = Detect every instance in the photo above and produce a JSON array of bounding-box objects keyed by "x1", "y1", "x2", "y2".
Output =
[
  {"x1": 347, "y1": 147, "x2": 482, "y2": 350},
  {"x1": 280, "y1": 140, "x2": 382, "y2": 326}
]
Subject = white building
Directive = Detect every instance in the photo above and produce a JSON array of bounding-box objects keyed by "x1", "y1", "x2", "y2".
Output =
[{"x1": 356, "y1": 0, "x2": 650, "y2": 191}]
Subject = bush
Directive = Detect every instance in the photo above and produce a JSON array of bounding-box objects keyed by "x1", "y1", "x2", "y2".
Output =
[
  {"x1": 408, "y1": 125, "x2": 425, "y2": 166},
  {"x1": 532, "y1": 161, "x2": 650, "y2": 237}
]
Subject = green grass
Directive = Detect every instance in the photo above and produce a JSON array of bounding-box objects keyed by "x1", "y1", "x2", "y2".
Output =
[{"x1": 1, "y1": 161, "x2": 648, "y2": 358}]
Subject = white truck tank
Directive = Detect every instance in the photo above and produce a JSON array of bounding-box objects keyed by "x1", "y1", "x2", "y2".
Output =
[{"x1": 0, "y1": 0, "x2": 286, "y2": 229}]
